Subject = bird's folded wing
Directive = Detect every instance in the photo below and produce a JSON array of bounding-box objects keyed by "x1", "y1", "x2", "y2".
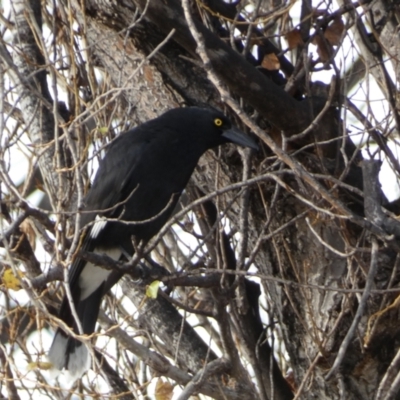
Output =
[{"x1": 68, "y1": 130, "x2": 151, "y2": 286}]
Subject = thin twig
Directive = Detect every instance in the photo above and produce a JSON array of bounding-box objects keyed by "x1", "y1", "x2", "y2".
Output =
[
  {"x1": 325, "y1": 237, "x2": 379, "y2": 380},
  {"x1": 176, "y1": 358, "x2": 230, "y2": 400},
  {"x1": 306, "y1": 217, "x2": 357, "y2": 258}
]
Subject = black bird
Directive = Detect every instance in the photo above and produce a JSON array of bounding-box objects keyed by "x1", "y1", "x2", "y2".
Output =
[{"x1": 48, "y1": 107, "x2": 257, "y2": 379}]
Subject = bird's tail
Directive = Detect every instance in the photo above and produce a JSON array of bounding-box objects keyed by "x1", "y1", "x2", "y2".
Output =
[{"x1": 48, "y1": 284, "x2": 104, "y2": 380}]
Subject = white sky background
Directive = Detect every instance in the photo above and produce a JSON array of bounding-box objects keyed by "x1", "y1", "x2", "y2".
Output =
[{"x1": 1, "y1": 0, "x2": 400, "y2": 398}]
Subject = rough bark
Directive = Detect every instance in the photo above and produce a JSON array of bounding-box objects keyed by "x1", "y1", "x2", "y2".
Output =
[{"x1": 2, "y1": 0, "x2": 400, "y2": 398}]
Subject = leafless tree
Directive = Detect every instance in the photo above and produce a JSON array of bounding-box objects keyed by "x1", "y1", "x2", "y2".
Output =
[{"x1": 1, "y1": 0, "x2": 400, "y2": 398}]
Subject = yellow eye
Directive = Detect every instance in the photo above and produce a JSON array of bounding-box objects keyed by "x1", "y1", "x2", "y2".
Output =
[{"x1": 214, "y1": 118, "x2": 223, "y2": 127}]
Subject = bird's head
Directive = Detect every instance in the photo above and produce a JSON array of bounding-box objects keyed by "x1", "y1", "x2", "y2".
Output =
[
  {"x1": 209, "y1": 112, "x2": 259, "y2": 151},
  {"x1": 163, "y1": 107, "x2": 259, "y2": 151}
]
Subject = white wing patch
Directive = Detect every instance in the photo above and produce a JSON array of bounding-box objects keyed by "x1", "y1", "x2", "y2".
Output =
[
  {"x1": 66, "y1": 344, "x2": 91, "y2": 381},
  {"x1": 78, "y1": 247, "x2": 122, "y2": 300},
  {"x1": 48, "y1": 333, "x2": 91, "y2": 382},
  {"x1": 48, "y1": 331, "x2": 68, "y2": 372},
  {"x1": 89, "y1": 215, "x2": 107, "y2": 239}
]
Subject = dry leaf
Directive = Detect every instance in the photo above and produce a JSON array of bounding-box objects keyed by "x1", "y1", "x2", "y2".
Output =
[
  {"x1": 155, "y1": 378, "x2": 173, "y2": 400},
  {"x1": 285, "y1": 29, "x2": 304, "y2": 50},
  {"x1": 261, "y1": 53, "x2": 280, "y2": 70},
  {"x1": 324, "y1": 16, "x2": 344, "y2": 46},
  {"x1": 312, "y1": 35, "x2": 333, "y2": 63},
  {"x1": 20, "y1": 219, "x2": 36, "y2": 251}
]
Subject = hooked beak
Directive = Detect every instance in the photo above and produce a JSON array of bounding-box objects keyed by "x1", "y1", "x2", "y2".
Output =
[{"x1": 222, "y1": 127, "x2": 259, "y2": 151}]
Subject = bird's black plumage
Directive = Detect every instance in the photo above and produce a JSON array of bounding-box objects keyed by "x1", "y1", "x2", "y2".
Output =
[{"x1": 48, "y1": 107, "x2": 257, "y2": 378}]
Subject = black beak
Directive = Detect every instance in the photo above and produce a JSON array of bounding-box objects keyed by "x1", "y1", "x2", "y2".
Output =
[{"x1": 222, "y1": 127, "x2": 259, "y2": 151}]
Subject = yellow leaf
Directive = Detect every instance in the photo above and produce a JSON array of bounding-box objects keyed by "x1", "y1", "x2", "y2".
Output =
[
  {"x1": 146, "y1": 280, "x2": 160, "y2": 299},
  {"x1": 27, "y1": 361, "x2": 53, "y2": 371},
  {"x1": 98, "y1": 127, "x2": 108, "y2": 135},
  {"x1": 155, "y1": 378, "x2": 173, "y2": 400},
  {"x1": 2, "y1": 269, "x2": 24, "y2": 291}
]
